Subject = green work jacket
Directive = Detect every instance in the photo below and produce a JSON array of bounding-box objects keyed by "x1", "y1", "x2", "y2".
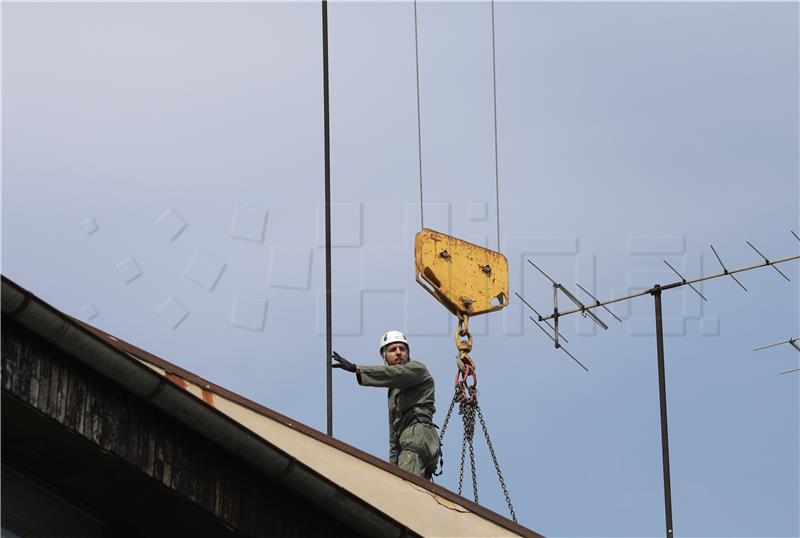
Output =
[{"x1": 357, "y1": 360, "x2": 436, "y2": 464}]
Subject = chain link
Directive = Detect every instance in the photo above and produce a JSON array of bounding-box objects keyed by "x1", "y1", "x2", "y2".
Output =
[
  {"x1": 458, "y1": 421, "x2": 467, "y2": 496},
  {"x1": 442, "y1": 312, "x2": 517, "y2": 523},
  {"x1": 464, "y1": 402, "x2": 479, "y2": 503},
  {"x1": 455, "y1": 314, "x2": 476, "y2": 373},
  {"x1": 434, "y1": 391, "x2": 457, "y2": 477},
  {"x1": 476, "y1": 404, "x2": 517, "y2": 522},
  {"x1": 438, "y1": 391, "x2": 457, "y2": 441}
]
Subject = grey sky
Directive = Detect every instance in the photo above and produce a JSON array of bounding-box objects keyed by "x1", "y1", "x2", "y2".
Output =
[{"x1": 3, "y1": 2, "x2": 798, "y2": 536}]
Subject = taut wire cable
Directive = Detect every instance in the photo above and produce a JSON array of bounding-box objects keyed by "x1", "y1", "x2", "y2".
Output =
[
  {"x1": 491, "y1": 0, "x2": 501, "y2": 252},
  {"x1": 413, "y1": 0, "x2": 424, "y2": 230}
]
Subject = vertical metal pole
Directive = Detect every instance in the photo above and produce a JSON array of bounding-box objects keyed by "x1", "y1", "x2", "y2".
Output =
[
  {"x1": 321, "y1": 0, "x2": 333, "y2": 437},
  {"x1": 653, "y1": 286, "x2": 674, "y2": 537},
  {"x1": 553, "y1": 283, "x2": 559, "y2": 348}
]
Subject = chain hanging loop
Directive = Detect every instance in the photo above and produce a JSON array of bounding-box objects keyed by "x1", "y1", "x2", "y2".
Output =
[
  {"x1": 464, "y1": 401, "x2": 479, "y2": 502},
  {"x1": 476, "y1": 403, "x2": 517, "y2": 522},
  {"x1": 439, "y1": 312, "x2": 517, "y2": 523},
  {"x1": 434, "y1": 389, "x2": 458, "y2": 477}
]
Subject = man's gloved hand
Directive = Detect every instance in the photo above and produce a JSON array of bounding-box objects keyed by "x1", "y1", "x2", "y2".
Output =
[{"x1": 331, "y1": 351, "x2": 357, "y2": 373}]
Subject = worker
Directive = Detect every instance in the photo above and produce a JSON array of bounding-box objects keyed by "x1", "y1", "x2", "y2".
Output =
[{"x1": 332, "y1": 330, "x2": 440, "y2": 479}]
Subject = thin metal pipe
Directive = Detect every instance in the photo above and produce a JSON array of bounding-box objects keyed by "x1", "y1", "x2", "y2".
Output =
[
  {"x1": 321, "y1": 0, "x2": 333, "y2": 437},
  {"x1": 653, "y1": 288, "x2": 674, "y2": 538},
  {"x1": 528, "y1": 259, "x2": 557, "y2": 285},
  {"x1": 527, "y1": 317, "x2": 588, "y2": 372},
  {"x1": 747, "y1": 241, "x2": 791, "y2": 281},
  {"x1": 538, "y1": 253, "x2": 800, "y2": 322},
  {"x1": 792, "y1": 230, "x2": 799, "y2": 242},
  {"x1": 576, "y1": 283, "x2": 623, "y2": 323},
  {"x1": 557, "y1": 283, "x2": 608, "y2": 330},
  {"x1": 680, "y1": 253, "x2": 797, "y2": 285},
  {"x1": 514, "y1": 292, "x2": 568, "y2": 343},
  {"x1": 709, "y1": 245, "x2": 747, "y2": 292},
  {"x1": 663, "y1": 260, "x2": 707, "y2": 301},
  {"x1": 753, "y1": 338, "x2": 796, "y2": 351},
  {"x1": 539, "y1": 287, "x2": 652, "y2": 321},
  {"x1": 553, "y1": 283, "x2": 559, "y2": 348},
  {"x1": 779, "y1": 368, "x2": 800, "y2": 375}
]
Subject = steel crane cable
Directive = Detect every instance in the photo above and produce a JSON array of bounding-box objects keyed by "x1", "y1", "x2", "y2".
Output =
[
  {"x1": 490, "y1": 0, "x2": 501, "y2": 252},
  {"x1": 412, "y1": 0, "x2": 503, "y2": 252},
  {"x1": 416, "y1": 0, "x2": 515, "y2": 522},
  {"x1": 413, "y1": 0, "x2": 424, "y2": 230}
]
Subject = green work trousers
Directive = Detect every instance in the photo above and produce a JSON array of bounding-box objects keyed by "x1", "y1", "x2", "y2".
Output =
[{"x1": 396, "y1": 422, "x2": 440, "y2": 479}]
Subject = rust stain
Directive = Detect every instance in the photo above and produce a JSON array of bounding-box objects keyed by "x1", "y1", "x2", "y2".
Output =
[
  {"x1": 415, "y1": 228, "x2": 509, "y2": 317},
  {"x1": 165, "y1": 373, "x2": 188, "y2": 389},
  {"x1": 201, "y1": 388, "x2": 215, "y2": 406}
]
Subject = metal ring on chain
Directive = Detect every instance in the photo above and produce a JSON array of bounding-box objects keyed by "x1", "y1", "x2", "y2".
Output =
[
  {"x1": 455, "y1": 314, "x2": 473, "y2": 353},
  {"x1": 440, "y1": 312, "x2": 516, "y2": 523}
]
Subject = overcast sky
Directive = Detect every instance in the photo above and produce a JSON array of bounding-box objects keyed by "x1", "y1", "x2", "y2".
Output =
[{"x1": 3, "y1": 2, "x2": 798, "y2": 536}]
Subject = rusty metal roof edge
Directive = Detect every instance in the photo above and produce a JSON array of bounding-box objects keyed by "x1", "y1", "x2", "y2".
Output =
[
  {"x1": 1, "y1": 275, "x2": 542, "y2": 538},
  {"x1": 1, "y1": 276, "x2": 411, "y2": 538}
]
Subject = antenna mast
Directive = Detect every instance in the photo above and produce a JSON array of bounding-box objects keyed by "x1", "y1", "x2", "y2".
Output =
[{"x1": 518, "y1": 232, "x2": 800, "y2": 537}]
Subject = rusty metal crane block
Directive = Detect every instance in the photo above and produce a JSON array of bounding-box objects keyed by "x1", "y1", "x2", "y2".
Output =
[{"x1": 415, "y1": 228, "x2": 509, "y2": 317}]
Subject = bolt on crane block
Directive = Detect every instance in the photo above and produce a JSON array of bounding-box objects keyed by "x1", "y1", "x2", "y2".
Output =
[{"x1": 415, "y1": 228, "x2": 509, "y2": 317}]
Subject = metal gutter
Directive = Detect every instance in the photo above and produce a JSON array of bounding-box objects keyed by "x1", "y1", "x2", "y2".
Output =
[
  {"x1": 2, "y1": 276, "x2": 542, "y2": 537},
  {"x1": 1, "y1": 276, "x2": 407, "y2": 538}
]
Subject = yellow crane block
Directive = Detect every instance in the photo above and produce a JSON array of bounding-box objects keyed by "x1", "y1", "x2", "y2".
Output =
[{"x1": 415, "y1": 228, "x2": 509, "y2": 317}]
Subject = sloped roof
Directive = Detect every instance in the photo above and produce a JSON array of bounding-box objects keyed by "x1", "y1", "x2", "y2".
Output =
[{"x1": 1, "y1": 276, "x2": 542, "y2": 537}]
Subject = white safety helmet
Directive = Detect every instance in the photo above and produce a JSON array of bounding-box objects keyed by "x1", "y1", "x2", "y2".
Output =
[{"x1": 379, "y1": 330, "x2": 409, "y2": 354}]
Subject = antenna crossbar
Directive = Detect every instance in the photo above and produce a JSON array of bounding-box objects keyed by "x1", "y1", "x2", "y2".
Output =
[
  {"x1": 663, "y1": 260, "x2": 707, "y2": 301},
  {"x1": 755, "y1": 337, "x2": 800, "y2": 374},
  {"x1": 753, "y1": 338, "x2": 797, "y2": 351},
  {"x1": 519, "y1": 233, "x2": 799, "y2": 538},
  {"x1": 556, "y1": 283, "x2": 609, "y2": 330},
  {"x1": 514, "y1": 292, "x2": 569, "y2": 343},
  {"x1": 528, "y1": 316, "x2": 588, "y2": 371},
  {"x1": 710, "y1": 244, "x2": 748, "y2": 292},
  {"x1": 538, "y1": 253, "x2": 799, "y2": 323},
  {"x1": 576, "y1": 283, "x2": 623, "y2": 323},
  {"x1": 747, "y1": 241, "x2": 791, "y2": 282},
  {"x1": 527, "y1": 259, "x2": 556, "y2": 284}
]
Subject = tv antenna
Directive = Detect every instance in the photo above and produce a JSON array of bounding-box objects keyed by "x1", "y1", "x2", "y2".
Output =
[
  {"x1": 754, "y1": 337, "x2": 800, "y2": 374},
  {"x1": 516, "y1": 231, "x2": 800, "y2": 538}
]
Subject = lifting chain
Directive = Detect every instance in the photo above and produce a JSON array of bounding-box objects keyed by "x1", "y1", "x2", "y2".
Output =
[
  {"x1": 455, "y1": 313, "x2": 476, "y2": 380},
  {"x1": 476, "y1": 404, "x2": 517, "y2": 522},
  {"x1": 460, "y1": 397, "x2": 479, "y2": 502},
  {"x1": 434, "y1": 313, "x2": 517, "y2": 523}
]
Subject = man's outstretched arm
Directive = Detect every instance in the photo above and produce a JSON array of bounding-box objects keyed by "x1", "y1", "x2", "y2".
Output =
[{"x1": 357, "y1": 362, "x2": 429, "y2": 389}]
